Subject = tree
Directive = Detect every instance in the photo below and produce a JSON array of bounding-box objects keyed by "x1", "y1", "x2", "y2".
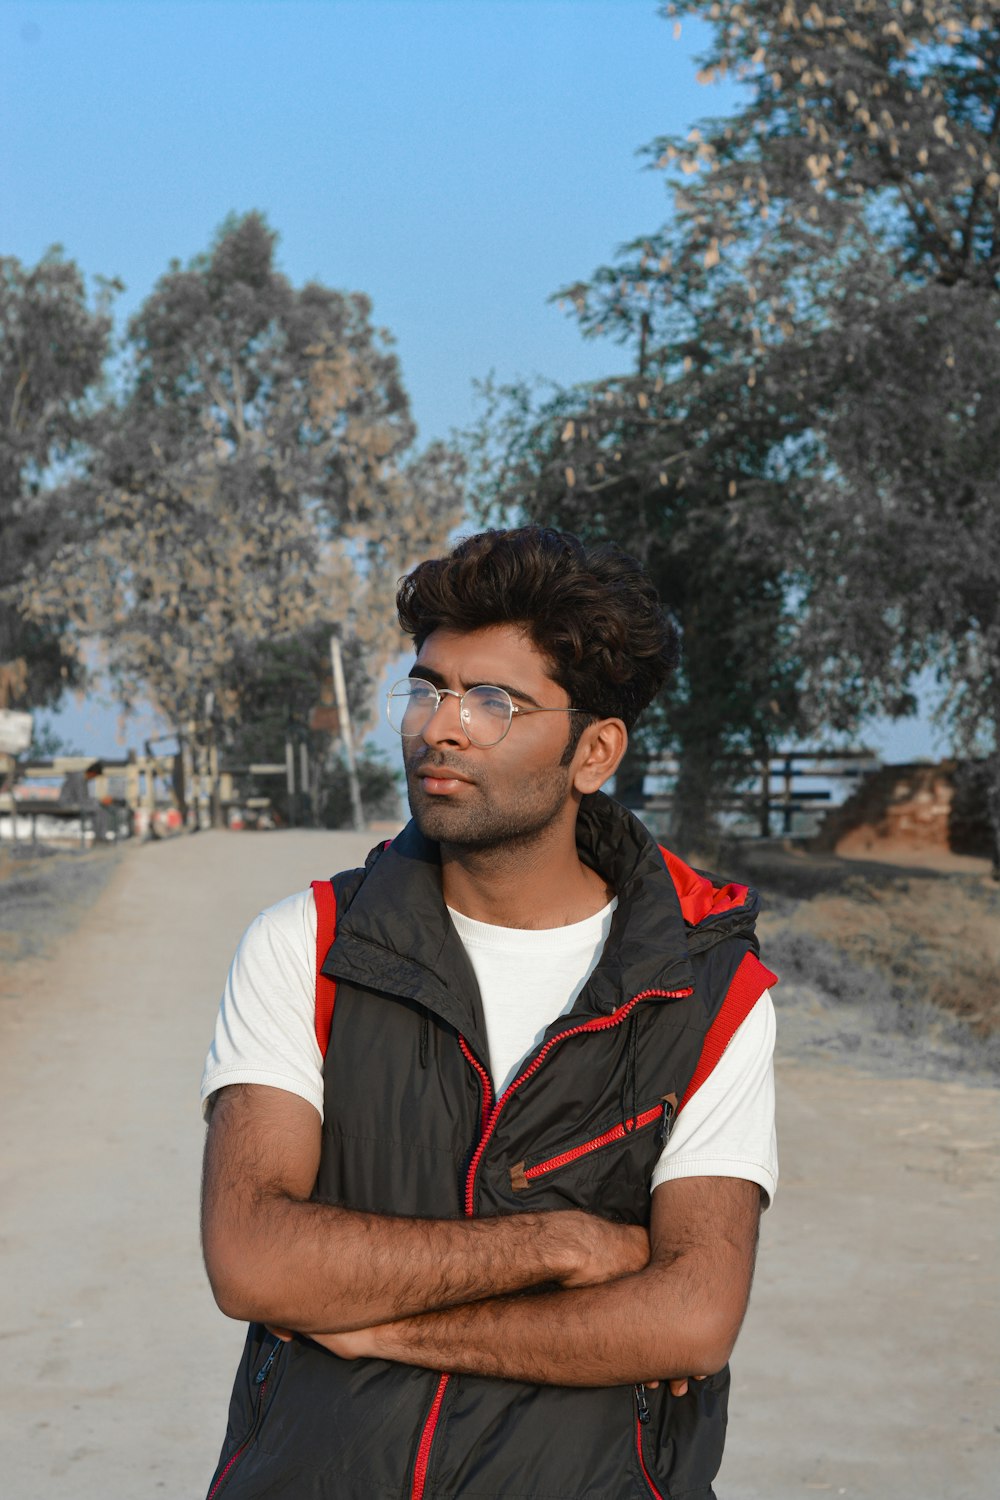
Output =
[
  {"x1": 468, "y1": 372, "x2": 805, "y2": 851},
  {"x1": 0, "y1": 250, "x2": 116, "y2": 711},
  {"x1": 476, "y1": 0, "x2": 1000, "y2": 857},
  {"x1": 641, "y1": 3, "x2": 999, "y2": 774},
  {"x1": 28, "y1": 214, "x2": 463, "y2": 801},
  {"x1": 223, "y1": 624, "x2": 398, "y2": 828}
]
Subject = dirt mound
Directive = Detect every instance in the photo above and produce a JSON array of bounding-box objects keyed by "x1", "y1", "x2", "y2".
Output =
[{"x1": 813, "y1": 760, "x2": 993, "y2": 862}]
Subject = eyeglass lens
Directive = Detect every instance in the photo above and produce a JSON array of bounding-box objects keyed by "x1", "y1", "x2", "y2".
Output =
[{"x1": 387, "y1": 681, "x2": 513, "y2": 745}]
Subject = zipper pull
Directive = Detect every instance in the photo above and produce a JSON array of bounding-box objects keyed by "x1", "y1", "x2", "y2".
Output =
[
  {"x1": 635, "y1": 1383, "x2": 651, "y2": 1425},
  {"x1": 255, "y1": 1337, "x2": 283, "y2": 1385},
  {"x1": 657, "y1": 1092, "x2": 677, "y2": 1147}
]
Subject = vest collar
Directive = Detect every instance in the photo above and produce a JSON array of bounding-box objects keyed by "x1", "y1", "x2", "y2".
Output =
[
  {"x1": 320, "y1": 818, "x2": 486, "y2": 1040},
  {"x1": 320, "y1": 794, "x2": 702, "y2": 1044}
]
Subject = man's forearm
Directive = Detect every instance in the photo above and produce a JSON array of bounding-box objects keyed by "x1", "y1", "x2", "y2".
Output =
[
  {"x1": 207, "y1": 1196, "x2": 646, "y2": 1333},
  {"x1": 312, "y1": 1255, "x2": 735, "y2": 1387},
  {"x1": 310, "y1": 1178, "x2": 764, "y2": 1386}
]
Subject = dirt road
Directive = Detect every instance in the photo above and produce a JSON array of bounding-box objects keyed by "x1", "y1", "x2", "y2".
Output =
[{"x1": 1, "y1": 832, "x2": 997, "y2": 1498}]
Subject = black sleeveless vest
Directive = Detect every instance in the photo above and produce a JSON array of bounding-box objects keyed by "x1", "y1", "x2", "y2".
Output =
[{"x1": 207, "y1": 795, "x2": 772, "y2": 1499}]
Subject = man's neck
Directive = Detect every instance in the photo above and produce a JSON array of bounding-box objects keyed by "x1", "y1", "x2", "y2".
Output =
[{"x1": 440, "y1": 821, "x2": 613, "y2": 930}]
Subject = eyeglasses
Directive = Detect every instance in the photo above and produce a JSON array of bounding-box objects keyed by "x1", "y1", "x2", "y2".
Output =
[{"x1": 386, "y1": 678, "x2": 587, "y2": 748}]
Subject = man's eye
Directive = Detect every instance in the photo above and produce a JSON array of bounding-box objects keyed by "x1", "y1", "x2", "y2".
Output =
[
  {"x1": 477, "y1": 692, "x2": 510, "y2": 717},
  {"x1": 409, "y1": 684, "x2": 436, "y2": 702}
]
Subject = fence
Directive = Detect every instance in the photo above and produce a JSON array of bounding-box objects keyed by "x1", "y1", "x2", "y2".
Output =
[
  {"x1": 0, "y1": 754, "x2": 178, "y2": 845},
  {"x1": 638, "y1": 749, "x2": 882, "y2": 839}
]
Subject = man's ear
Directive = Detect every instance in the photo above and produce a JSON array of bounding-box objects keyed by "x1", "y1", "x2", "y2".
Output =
[{"x1": 571, "y1": 719, "x2": 628, "y2": 795}]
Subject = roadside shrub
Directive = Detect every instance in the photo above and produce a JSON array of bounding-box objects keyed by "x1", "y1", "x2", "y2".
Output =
[{"x1": 320, "y1": 747, "x2": 401, "y2": 829}]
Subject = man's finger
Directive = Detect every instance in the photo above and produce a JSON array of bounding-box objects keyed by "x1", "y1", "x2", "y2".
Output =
[
  {"x1": 265, "y1": 1325, "x2": 295, "y2": 1342},
  {"x1": 668, "y1": 1374, "x2": 710, "y2": 1398}
]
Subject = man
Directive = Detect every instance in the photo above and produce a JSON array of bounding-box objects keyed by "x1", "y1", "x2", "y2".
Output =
[{"x1": 201, "y1": 526, "x2": 777, "y2": 1499}]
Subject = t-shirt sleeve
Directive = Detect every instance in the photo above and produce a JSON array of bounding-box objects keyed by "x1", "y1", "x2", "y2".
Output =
[
  {"x1": 650, "y1": 989, "x2": 778, "y2": 1207},
  {"x1": 200, "y1": 888, "x2": 325, "y2": 1121}
]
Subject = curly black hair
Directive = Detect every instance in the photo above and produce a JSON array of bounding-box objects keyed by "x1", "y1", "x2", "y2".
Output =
[{"x1": 396, "y1": 527, "x2": 679, "y2": 740}]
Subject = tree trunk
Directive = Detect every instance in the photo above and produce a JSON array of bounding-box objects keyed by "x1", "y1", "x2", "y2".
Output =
[
  {"x1": 987, "y1": 748, "x2": 1000, "y2": 882},
  {"x1": 614, "y1": 737, "x2": 648, "y2": 810},
  {"x1": 670, "y1": 739, "x2": 719, "y2": 860},
  {"x1": 752, "y1": 736, "x2": 771, "y2": 838},
  {"x1": 209, "y1": 733, "x2": 224, "y2": 829}
]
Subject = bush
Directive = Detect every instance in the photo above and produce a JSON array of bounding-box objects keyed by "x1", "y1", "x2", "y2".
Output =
[{"x1": 320, "y1": 747, "x2": 401, "y2": 829}]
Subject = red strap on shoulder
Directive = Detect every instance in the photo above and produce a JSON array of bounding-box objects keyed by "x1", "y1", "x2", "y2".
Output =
[
  {"x1": 310, "y1": 879, "x2": 339, "y2": 1058},
  {"x1": 678, "y1": 952, "x2": 777, "y2": 1114}
]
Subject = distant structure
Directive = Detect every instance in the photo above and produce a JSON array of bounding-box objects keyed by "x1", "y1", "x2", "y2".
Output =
[{"x1": 813, "y1": 761, "x2": 992, "y2": 862}]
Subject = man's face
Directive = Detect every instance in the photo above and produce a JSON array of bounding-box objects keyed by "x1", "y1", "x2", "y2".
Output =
[{"x1": 402, "y1": 624, "x2": 582, "y2": 853}]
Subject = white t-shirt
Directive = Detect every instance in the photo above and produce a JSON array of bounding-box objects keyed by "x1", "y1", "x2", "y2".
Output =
[{"x1": 201, "y1": 890, "x2": 778, "y2": 1205}]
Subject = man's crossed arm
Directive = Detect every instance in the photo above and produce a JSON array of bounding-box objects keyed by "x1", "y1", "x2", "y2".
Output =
[
  {"x1": 202, "y1": 1084, "x2": 650, "y2": 1329},
  {"x1": 202, "y1": 1083, "x2": 761, "y2": 1389}
]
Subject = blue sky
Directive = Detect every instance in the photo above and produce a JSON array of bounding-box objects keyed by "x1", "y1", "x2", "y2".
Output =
[
  {"x1": 3, "y1": 0, "x2": 943, "y2": 761},
  {"x1": 4, "y1": 0, "x2": 729, "y2": 442}
]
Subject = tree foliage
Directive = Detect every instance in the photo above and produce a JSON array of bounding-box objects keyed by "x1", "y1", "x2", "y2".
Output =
[
  {"x1": 0, "y1": 250, "x2": 115, "y2": 709},
  {"x1": 472, "y1": 0, "x2": 1000, "y2": 853},
  {"x1": 566, "y1": 0, "x2": 1000, "y2": 740},
  {"x1": 27, "y1": 214, "x2": 463, "y2": 747},
  {"x1": 468, "y1": 371, "x2": 805, "y2": 850}
]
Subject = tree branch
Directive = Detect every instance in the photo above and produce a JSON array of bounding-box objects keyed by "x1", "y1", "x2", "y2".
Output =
[{"x1": 959, "y1": 95, "x2": 1000, "y2": 273}]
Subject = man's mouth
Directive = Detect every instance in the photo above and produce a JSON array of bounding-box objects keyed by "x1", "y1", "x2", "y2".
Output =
[{"x1": 414, "y1": 765, "x2": 474, "y2": 795}]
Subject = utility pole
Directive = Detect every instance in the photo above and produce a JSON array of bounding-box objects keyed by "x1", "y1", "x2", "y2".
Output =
[
  {"x1": 182, "y1": 724, "x2": 196, "y2": 831},
  {"x1": 204, "y1": 689, "x2": 223, "y2": 829},
  {"x1": 285, "y1": 733, "x2": 297, "y2": 827},
  {"x1": 299, "y1": 739, "x2": 311, "y2": 826},
  {"x1": 330, "y1": 633, "x2": 365, "y2": 831}
]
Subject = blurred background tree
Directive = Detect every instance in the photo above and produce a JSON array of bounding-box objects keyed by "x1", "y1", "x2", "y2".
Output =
[
  {"x1": 469, "y1": 0, "x2": 999, "y2": 859},
  {"x1": 0, "y1": 250, "x2": 116, "y2": 711},
  {"x1": 21, "y1": 213, "x2": 462, "y2": 815},
  {"x1": 225, "y1": 625, "x2": 400, "y2": 828},
  {"x1": 7, "y1": 9, "x2": 996, "y2": 858},
  {"x1": 468, "y1": 372, "x2": 805, "y2": 851}
]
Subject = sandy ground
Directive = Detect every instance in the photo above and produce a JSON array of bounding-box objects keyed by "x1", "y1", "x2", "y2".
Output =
[{"x1": 1, "y1": 831, "x2": 998, "y2": 1499}]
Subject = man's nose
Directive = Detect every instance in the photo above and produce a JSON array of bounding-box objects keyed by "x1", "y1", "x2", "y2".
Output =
[{"x1": 422, "y1": 690, "x2": 470, "y2": 746}]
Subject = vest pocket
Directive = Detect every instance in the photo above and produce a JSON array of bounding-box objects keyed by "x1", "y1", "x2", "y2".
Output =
[
  {"x1": 508, "y1": 1100, "x2": 668, "y2": 1192},
  {"x1": 633, "y1": 1366, "x2": 730, "y2": 1500},
  {"x1": 206, "y1": 1336, "x2": 284, "y2": 1498}
]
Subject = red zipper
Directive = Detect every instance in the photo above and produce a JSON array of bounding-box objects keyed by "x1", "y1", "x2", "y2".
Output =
[
  {"x1": 207, "y1": 1339, "x2": 281, "y2": 1498},
  {"x1": 463, "y1": 989, "x2": 691, "y2": 1217},
  {"x1": 409, "y1": 1039, "x2": 494, "y2": 1499},
  {"x1": 636, "y1": 1414, "x2": 666, "y2": 1499},
  {"x1": 517, "y1": 1104, "x2": 663, "y2": 1183},
  {"x1": 410, "y1": 1371, "x2": 450, "y2": 1500},
  {"x1": 407, "y1": 988, "x2": 689, "y2": 1499},
  {"x1": 208, "y1": 1431, "x2": 253, "y2": 1500},
  {"x1": 459, "y1": 1035, "x2": 494, "y2": 1136}
]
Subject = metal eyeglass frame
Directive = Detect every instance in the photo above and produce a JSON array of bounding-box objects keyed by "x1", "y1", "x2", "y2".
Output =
[{"x1": 386, "y1": 677, "x2": 589, "y2": 748}]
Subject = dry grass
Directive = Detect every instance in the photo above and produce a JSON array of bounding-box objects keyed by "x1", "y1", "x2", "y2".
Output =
[
  {"x1": 727, "y1": 841, "x2": 1000, "y2": 1076},
  {"x1": 785, "y1": 875, "x2": 999, "y2": 1036}
]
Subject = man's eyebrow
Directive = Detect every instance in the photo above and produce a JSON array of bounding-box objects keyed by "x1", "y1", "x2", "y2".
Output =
[
  {"x1": 482, "y1": 680, "x2": 544, "y2": 708},
  {"x1": 410, "y1": 665, "x2": 544, "y2": 709}
]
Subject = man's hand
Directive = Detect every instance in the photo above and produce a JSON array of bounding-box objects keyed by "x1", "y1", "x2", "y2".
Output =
[
  {"x1": 561, "y1": 1215, "x2": 650, "y2": 1287},
  {"x1": 666, "y1": 1375, "x2": 707, "y2": 1397},
  {"x1": 308, "y1": 1327, "x2": 381, "y2": 1360},
  {"x1": 300, "y1": 1333, "x2": 705, "y2": 1395},
  {"x1": 278, "y1": 1178, "x2": 761, "y2": 1390}
]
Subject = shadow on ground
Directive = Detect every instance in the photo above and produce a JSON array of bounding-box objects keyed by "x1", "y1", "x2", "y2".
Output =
[{"x1": 0, "y1": 842, "x2": 123, "y2": 968}]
